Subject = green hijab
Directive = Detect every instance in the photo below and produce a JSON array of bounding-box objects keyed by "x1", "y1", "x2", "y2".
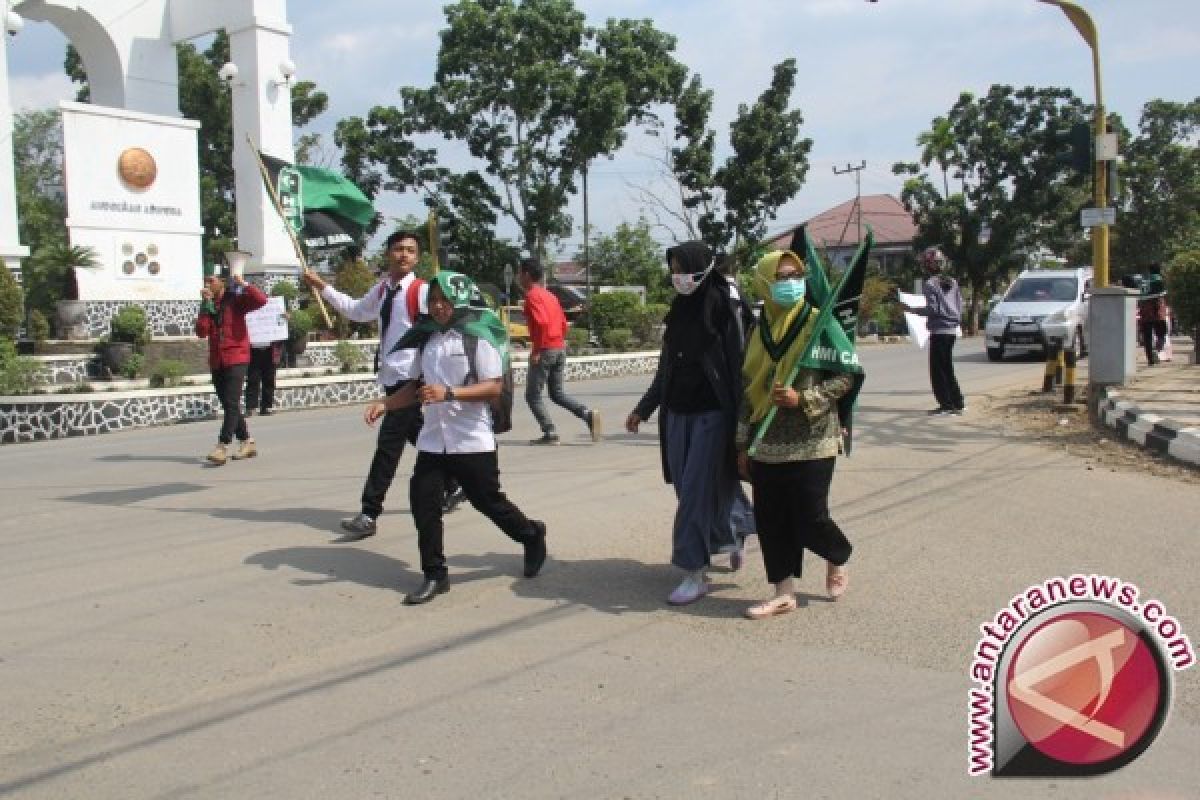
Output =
[{"x1": 390, "y1": 271, "x2": 509, "y2": 365}]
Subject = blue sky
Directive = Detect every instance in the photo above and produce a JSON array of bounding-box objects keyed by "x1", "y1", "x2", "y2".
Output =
[{"x1": 6, "y1": 0, "x2": 1199, "y2": 255}]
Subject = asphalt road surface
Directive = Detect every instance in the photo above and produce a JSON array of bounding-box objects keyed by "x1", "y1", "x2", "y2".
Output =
[{"x1": 2, "y1": 339, "x2": 1197, "y2": 798}]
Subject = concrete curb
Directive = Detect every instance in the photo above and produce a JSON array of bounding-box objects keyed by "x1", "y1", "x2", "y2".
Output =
[{"x1": 1098, "y1": 387, "x2": 1200, "y2": 468}]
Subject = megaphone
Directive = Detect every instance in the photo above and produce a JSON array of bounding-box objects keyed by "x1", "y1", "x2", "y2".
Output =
[{"x1": 223, "y1": 250, "x2": 253, "y2": 279}]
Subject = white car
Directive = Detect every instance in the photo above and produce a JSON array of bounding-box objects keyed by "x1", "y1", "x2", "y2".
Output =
[{"x1": 985, "y1": 267, "x2": 1092, "y2": 362}]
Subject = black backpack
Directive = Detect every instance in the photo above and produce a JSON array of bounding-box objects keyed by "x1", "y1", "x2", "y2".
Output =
[{"x1": 462, "y1": 333, "x2": 514, "y2": 434}]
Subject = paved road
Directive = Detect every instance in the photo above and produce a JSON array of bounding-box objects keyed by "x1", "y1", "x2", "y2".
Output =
[{"x1": 2, "y1": 340, "x2": 1197, "y2": 798}]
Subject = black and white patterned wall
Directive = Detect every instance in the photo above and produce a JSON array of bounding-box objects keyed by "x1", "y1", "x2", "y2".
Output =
[{"x1": 2, "y1": 353, "x2": 660, "y2": 444}]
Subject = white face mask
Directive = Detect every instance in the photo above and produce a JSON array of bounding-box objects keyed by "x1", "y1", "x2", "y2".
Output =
[{"x1": 671, "y1": 264, "x2": 713, "y2": 296}]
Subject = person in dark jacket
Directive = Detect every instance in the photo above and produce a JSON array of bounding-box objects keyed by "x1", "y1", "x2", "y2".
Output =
[
  {"x1": 625, "y1": 241, "x2": 747, "y2": 606},
  {"x1": 196, "y1": 264, "x2": 268, "y2": 465},
  {"x1": 898, "y1": 246, "x2": 965, "y2": 415}
]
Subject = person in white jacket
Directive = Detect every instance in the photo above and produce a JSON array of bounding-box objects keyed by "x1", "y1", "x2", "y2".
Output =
[{"x1": 302, "y1": 232, "x2": 463, "y2": 538}]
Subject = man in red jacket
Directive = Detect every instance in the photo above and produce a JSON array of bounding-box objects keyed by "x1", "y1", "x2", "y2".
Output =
[
  {"x1": 519, "y1": 258, "x2": 601, "y2": 445},
  {"x1": 196, "y1": 263, "x2": 268, "y2": 465}
]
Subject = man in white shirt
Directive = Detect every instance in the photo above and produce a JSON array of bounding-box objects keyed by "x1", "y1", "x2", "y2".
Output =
[
  {"x1": 365, "y1": 271, "x2": 547, "y2": 605},
  {"x1": 304, "y1": 231, "x2": 451, "y2": 538}
]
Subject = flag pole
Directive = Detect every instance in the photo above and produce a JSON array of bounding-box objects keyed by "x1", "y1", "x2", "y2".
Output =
[{"x1": 245, "y1": 135, "x2": 333, "y2": 328}]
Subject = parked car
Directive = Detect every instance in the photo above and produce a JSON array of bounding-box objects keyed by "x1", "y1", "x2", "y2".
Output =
[
  {"x1": 546, "y1": 284, "x2": 587, "y2": 320},
  {"x1": 984, "y1": 267, "x2": 1092, "y2": 361}
]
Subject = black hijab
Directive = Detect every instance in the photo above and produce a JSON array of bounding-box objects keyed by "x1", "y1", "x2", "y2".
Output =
[{"x1": 663, "y1": 241, "x2": 732, "y2": 355}]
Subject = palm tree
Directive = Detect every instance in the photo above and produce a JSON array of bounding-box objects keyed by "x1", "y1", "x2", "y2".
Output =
[{"x1": 917, "y1": 116, "x2": 956, "y2": 199}]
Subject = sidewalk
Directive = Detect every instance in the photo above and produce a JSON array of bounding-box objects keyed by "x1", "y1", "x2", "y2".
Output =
[{"x1": 1096, "y1": 336, "x2": 1200, "y2": 467}]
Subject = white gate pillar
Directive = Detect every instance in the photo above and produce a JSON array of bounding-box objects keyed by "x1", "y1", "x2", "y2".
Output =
[{"x1": 1, "y1": 28, "x2": 30, "y2": 277}]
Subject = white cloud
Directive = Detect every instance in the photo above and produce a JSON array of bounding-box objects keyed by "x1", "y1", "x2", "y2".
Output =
[{"x1": 6, "y1": 72, "x2": 76, "y2": 113}]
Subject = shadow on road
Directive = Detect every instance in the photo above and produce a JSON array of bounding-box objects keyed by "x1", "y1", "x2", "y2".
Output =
[
  {"x1": 60, "y1": 482, "x2": 210, "y2": 505},
  {"x1": 96, "y1": 454, "x2": 206, "y2": 465}
]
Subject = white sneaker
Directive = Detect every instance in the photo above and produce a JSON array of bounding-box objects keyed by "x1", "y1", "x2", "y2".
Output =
[{"x1": 667, "y1": 571, "x2": 709, "y2": 605}]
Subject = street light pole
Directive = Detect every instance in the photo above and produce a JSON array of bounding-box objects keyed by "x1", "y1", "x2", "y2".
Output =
[{"x1": 1038, "y1": 0, "x2": 1108, "y2": 288}]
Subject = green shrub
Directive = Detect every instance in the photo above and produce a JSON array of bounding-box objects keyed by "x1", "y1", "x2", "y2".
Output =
[
  {"x1": 270, "y1": 280, "x2": 298, "y2": 308},
  {"x1": 110, "y1": 306, "x2": 149, "y2": 349},
  {"x1": 27, "y1": 309, "x2": 50, "y2": 343},
  {"x1": 121, "y1": 353, "x2": 145, "y2": 379},
  {"x1": 0, "y1": 267, "x2": 22, "y2": 339},
  {"x1": 566, "y1": 326, "x2": 590, "y2": 350},
  {"x1": 589, "y1": 292, "x2": 642, "y2": 336},
  {"x1": 1167, "y1": 249, "x2": 1200, "y2": 337},
  {"x1": 630, "y1": 303, "x2": 668, "y2": 344},
  {"x1": 601, "y1": 327, "x2": 634, "y2": 352},
  {"x1": 288, "y1": 307, "x2": 315, "y2": 343},
  {"x1": 334, "y1": 339, "x2": 365, "y2": 372},
  {"x1": 149, "y1": 359, "x2": 187, "y2": 388},
  {"x1": 0, "y1": 337, "x2": 40, "y2": 394}
]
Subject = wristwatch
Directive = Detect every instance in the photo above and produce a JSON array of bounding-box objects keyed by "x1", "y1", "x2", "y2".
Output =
[{"x1": 445, "y1": 387, "x2": 456, "y2": 402}]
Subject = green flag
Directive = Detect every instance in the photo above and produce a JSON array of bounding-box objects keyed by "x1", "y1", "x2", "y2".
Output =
[{"x1": 749, "y1": 228, "x2": 870, "y2": 456}]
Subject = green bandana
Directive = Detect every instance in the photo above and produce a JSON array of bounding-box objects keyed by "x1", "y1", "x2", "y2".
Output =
[{"x1": 390, "y1": 271, "x2": 510, "y2": 366}]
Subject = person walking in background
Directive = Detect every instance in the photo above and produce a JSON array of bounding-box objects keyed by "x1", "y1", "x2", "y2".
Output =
[
  {"x1": 625, "y1": 241, "x2": 746, "y2": 606},
  {"x1": 737, "y1": 249, "x2": 856, "y2": 620},
  {"x1": 364, "y1": 271, "x2": 547, "y2": 605},
  {"x1": 303, "y1": 231, "x2": 466, "y2": 540},
  {"x1": 518, "y1": 257, "x2": 601, "y2": 445},
  {"x1": 897, "y1": 246, "x2": 965, "y2": 416},
  {"x1": 1138, "y1": 264, "x2": 1169, "y2": 365},
  {"x1": 196, "y1": 264, "x2": 268, "y2": 465},
  {"x1": 245, "y1": 340, "x2": 283, "y2": 416}
]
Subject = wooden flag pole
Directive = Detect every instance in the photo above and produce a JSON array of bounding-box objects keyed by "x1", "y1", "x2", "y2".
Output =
[{"x1": 245, "y1": 136, "x2": 333, "y2": 328}]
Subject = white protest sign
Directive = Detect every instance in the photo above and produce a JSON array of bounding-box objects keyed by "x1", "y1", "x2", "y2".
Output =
[
  {"x1": 245, "y1": 296, "x2": 289, "y2": 346},
  {"x1": 898, "y1": 290, "x2": 962, "y2": 350}
]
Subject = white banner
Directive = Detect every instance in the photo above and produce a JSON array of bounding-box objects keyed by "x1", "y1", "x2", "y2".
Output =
[
  {"x1": 245, "y1": 296, "x2": 289, "y2": 346},
  {"x1": 898, "y1": 290, "x2": 962, "y2": 350}
]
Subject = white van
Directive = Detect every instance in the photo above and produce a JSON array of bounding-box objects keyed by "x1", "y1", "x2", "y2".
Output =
[{"x1": 984, "y1": 267, "x2": 1092, "y2": 362}]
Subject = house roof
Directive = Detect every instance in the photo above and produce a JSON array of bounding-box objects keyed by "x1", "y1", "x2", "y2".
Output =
[{"x1": 770, "y1": 194, "x2": 917, "y2": 250}]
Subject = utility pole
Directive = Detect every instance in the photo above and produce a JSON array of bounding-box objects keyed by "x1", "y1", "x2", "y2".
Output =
[
  {"x1": 833, "y1": 161, "x2": 867, "y2": 246},
  {"x1": 582, "y1": 160, "x2": 592, "y2": 340}
]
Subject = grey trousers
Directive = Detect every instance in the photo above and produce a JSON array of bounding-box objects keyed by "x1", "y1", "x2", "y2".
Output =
[
  {"x1": 664, "y1": 409, "x2": 738, "y2": 571},
  {"x1": 525, "y1": 348, "x2": 588, "y2": 436}
]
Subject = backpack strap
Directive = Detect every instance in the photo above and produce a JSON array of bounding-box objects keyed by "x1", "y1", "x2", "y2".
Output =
[{"x1": 462, "y1": 333, "x2": 480, "y2": 386}]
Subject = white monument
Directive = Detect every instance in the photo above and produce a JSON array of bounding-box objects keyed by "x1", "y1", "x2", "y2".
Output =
[{"x1": 1, "y1": 0, "x2": 300, "y2": 336}]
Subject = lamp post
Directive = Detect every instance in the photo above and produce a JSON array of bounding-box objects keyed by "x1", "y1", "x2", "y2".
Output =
[{"x1": 1038, "y1": 0, "x2": 1109, "y2": 288}]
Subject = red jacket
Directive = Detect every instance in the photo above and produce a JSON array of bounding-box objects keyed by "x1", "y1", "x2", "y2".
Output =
[
  {"x1": 523, "y1": 283, "x2": 568, "y2": 355},
  {"x1": 196, "y1": 284, "x2": 269, "y2": 369}
]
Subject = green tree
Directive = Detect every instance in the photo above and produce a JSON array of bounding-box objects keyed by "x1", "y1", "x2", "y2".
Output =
[
  {"x1": 23, "y1": 244, "x2": 98, "y2": 323},
  {"x1": 12, "y1": 110, "x2": 68, "y2": 262},
  {"x1": 893, "y1": 85, "x2": 1094, "y2": 331},
  {"x1": 66, "y1": 36, "x2": 328, "y2": 263},
  {"x1": 581, "y1": 218, "x2": 669, "y2": 301},
  {"x1": 336, "y1": 0, "x2": 686, "y2": 261},
  {"x1": 0, "y1": 265, "x2": 23, "y2": 339},
  {"x1": 1112, "y1": 98, "x2": 1200, "y2": 270},
  {"x1": 670, "y1": 60, "x2": 812, "y2": 259}
]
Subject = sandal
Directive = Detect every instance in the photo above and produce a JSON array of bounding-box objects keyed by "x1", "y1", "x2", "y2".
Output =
[
  {"x1": 827, "y1": 564, "x2": 849, "y2": 600},
  {"x1": 743, "y1": 595, "x2": 797, "y2": 620}
]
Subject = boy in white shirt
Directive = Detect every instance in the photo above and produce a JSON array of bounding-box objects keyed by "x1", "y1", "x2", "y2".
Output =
[{"x1": 365, "y1": 271, "x2": 546, "y2": 605}]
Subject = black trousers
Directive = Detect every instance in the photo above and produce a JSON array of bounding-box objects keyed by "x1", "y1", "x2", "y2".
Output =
[
  {"x1": 750, "y1": 457, "x2": 852, "y2": 585},
  {"x1": 245, "y1": 347, "x2": 277, "y2": 411},
  {"x1": 410, "y1": 450, "x2": 536, "y2": 580},
  {"x1": 1140, "y1": 320, "x2": 1167, "y2": 363},
  {"x1": 929, "y1": 333, "x2": 964, "y2": 411},
  {"x1": 211, "y1": 364, "x2": 249, "y2": 445},
  {"x1": 360, "y1": 381, "x2": 422, "y2": 519}
]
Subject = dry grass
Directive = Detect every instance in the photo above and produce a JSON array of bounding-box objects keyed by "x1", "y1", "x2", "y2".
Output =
[{"x1": 980, "y1": 387, "x2": 1200, "y2": 484}]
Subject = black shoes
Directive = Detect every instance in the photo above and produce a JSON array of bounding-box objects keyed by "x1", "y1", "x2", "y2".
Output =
[
  {"x1": 260, "y1": 408, "x2": 273, "y2": 416},
  {"x1": 442, "y1": 486, "x2": 467, "y2": 514},
  {"x1": 404, "y1": 576, "x2": 450, "y2": 605},
  {"x1": 340, "y1": 513, "x2": 377, "y2": 540},
  {"x1": 523, "y1": 519, "x2": 548, "y2": 578},
  {"x1": 530, "y1": 433, "x2": 560, "y2": 446}
]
